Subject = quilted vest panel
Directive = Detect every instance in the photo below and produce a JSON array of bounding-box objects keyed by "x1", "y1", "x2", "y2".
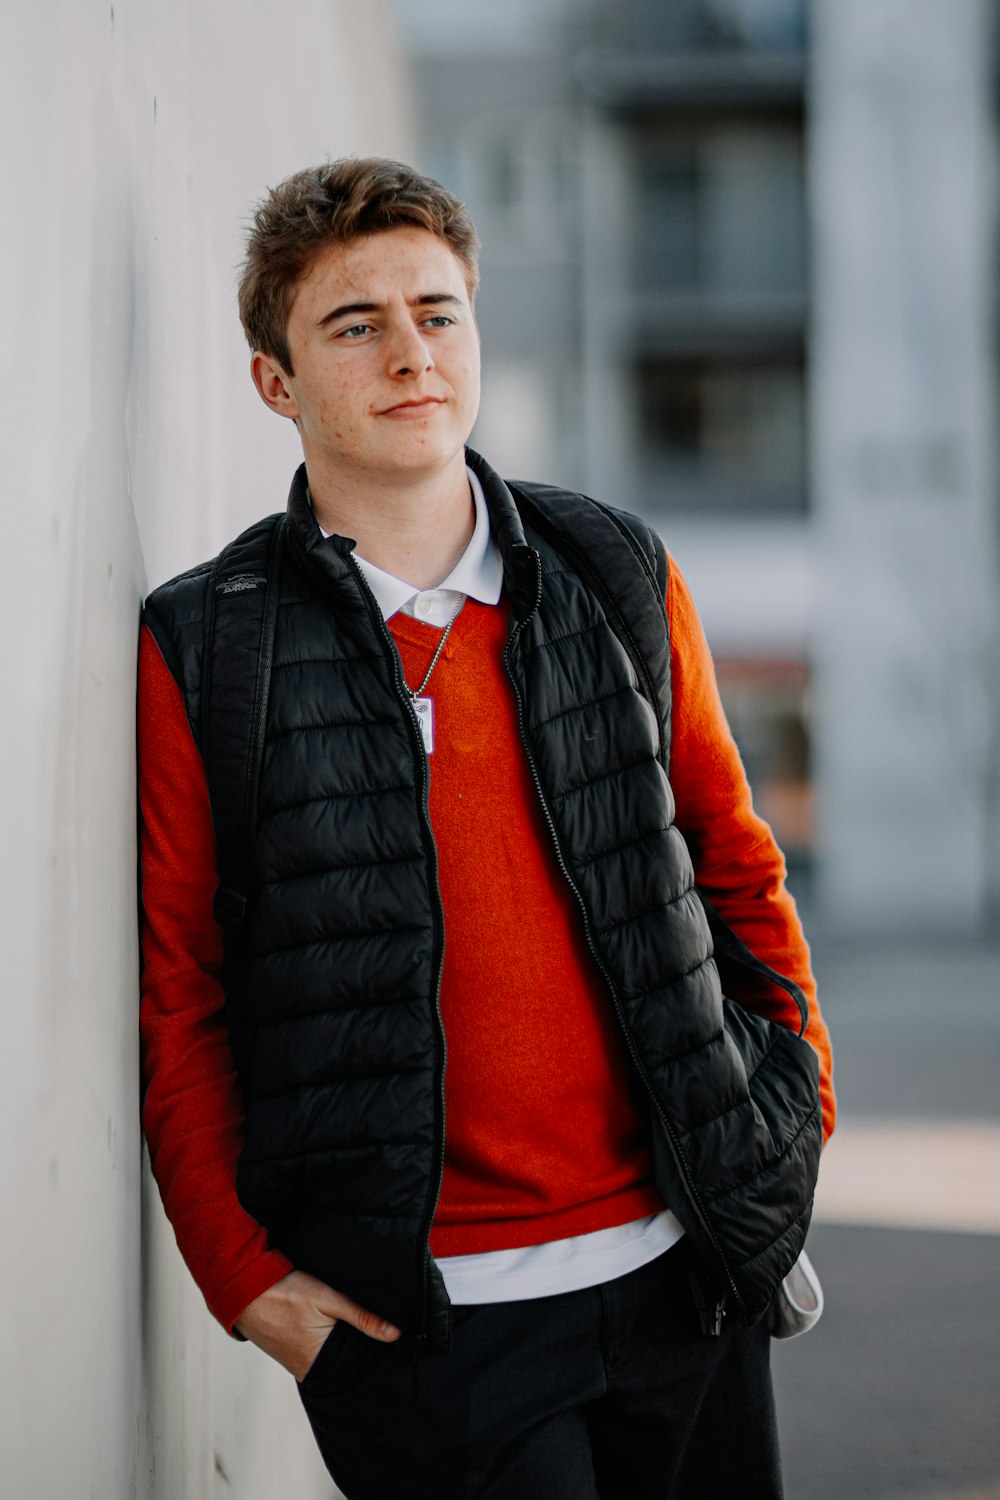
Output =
[{"x1": 142, "y1": 451, "x2": 820, "y2": 1348}]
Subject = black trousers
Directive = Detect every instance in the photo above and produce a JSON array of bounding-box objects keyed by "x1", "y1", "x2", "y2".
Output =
[{"x1": 297, "y1": 1242, "x2": 783, "y2": 1499}]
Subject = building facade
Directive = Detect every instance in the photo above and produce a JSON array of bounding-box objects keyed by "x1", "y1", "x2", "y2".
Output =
[{"x1": 395, "y1": 0, "x2": 1000, "y2": 936}]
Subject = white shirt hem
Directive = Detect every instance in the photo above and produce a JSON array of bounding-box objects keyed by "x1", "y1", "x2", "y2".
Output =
[{"x1": 437, "y1": 1210, "x2": 685, "y2": 1305}]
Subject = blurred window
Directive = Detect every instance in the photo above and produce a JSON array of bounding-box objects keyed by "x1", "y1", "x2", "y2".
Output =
[
  {"x1": 611, "y1": 0, "x2": 806, "y2": 52},
  {"x1": 634, "y1": 125, "x2": 805, "y2": 298},
  {"x1": 394, "y1": 0, "x2": 597, "y2": 54},
  {"x1": 635, "y1": 355, "x2": 805, "y2": 514},
  {"x1": 622, "y1": 110, "x2": 807, "y2": 514},
  {"x1": 453, "y1": 110, "x2": 580, "y2": 259}
]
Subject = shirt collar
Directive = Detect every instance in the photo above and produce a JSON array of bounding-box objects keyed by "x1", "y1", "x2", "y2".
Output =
[{"x1": 320, "y1": 466, "x2": 504, "y2": 623}]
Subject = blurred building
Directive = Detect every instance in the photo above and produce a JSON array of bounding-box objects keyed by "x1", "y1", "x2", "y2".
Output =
[{"x1": 394, "y1": 0, "x2": 1000, "y2": 938}]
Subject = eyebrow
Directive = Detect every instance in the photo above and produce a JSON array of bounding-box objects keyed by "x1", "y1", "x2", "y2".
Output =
[{"x1": 316, "y1": 292, "x2": 463, "y2": 330}]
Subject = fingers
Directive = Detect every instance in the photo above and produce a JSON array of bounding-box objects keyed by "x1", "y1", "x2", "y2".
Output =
[
  {"x1": 235, "y1": 1272, "x2": 401, "y2": 1368},
  {"x1": 320, "y1": 1289, "x2": 400, "y2": 1342},
  {"x1": 235, "y1": 1269, "x2": 401, "y2": 1381},
  {"x1": 354, "y1": 1303, "x2": 401, "y2": 1342}
]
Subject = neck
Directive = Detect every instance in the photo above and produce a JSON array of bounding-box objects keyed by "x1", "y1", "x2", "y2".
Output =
[{"x1": 307, "y1": 450, "x2": 475, "y2": 590}]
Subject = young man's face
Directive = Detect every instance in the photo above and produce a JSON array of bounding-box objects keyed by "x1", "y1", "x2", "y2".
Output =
[{"x1": 253, "y1": 226, "x2": 481, "y2": 492}]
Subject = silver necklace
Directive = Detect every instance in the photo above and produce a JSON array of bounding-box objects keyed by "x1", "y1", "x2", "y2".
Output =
[{"x1": 404, "y1": 596, "x2": 465, "y2": 753}]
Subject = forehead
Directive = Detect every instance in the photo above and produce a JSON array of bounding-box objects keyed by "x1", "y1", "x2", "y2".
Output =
[{"x1": 291, "y1": 227, "x2": 471, "y2": 319}]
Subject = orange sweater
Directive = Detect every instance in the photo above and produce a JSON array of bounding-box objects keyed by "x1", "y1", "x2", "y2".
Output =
[
  {"x1": 138, "y1": 557, "x2": 835, "y2": 1333},
  {"x1": 392, "y1": 601, "x2": 664, "y2": 1256}
]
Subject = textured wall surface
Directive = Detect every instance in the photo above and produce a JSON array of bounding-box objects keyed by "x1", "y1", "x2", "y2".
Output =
[{"x1": 0, "y1": 3, "x2": 407, "y2": 1495}]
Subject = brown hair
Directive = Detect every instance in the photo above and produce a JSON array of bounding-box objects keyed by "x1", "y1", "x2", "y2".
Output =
[{"x1": 238, "y1": 157, "x2": 480, "y2": 373}]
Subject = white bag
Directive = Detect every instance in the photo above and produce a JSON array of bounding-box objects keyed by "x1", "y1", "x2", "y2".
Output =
[{"x1": 768, "y1": 1248, "x2": 824, "y2": 1339}]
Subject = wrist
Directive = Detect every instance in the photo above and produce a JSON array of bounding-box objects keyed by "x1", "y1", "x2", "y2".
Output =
[{"x1": 216, "y1": 1252, "x2": 295, "y2": 1339}]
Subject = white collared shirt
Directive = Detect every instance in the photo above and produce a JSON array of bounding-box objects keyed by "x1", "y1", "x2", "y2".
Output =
[{"x1": 319, "y1": 467, "x2": 503, "y2": 627}]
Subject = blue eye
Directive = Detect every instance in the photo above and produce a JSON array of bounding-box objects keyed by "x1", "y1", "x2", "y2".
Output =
[{"x1": 340, "y1": 323, "x2": 374, "y2": 339}]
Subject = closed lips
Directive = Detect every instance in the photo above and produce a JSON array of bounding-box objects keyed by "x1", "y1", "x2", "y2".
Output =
[{"x1": 382, "y1": 397, "x2": 444, "y2": 413}]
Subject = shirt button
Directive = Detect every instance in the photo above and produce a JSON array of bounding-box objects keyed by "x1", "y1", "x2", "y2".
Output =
[{"x1": 416, "y1": 597, "x2": 432, "y2": 617}]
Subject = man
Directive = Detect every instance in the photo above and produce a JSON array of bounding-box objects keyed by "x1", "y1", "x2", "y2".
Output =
[{"x1": 139, "y1": 157, "x2": 834, "y2": 1499}]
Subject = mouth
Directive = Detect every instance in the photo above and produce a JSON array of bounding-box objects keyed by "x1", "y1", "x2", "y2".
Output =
[{"x1": 380, "y1": 397, "x2": 445, "y2": 416}]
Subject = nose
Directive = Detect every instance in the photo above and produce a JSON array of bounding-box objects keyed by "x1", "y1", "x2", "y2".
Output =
[{"x1": 387, "y1": 318, "x2": 433, "y2": 378}]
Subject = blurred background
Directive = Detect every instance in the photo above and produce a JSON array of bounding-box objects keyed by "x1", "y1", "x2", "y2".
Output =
[{"x1": 1, "y1": 0, "x2": 997, "y2": 1495}]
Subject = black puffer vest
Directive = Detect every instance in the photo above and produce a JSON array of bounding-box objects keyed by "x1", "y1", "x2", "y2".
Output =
[{"x1": 143, "y1": 448, "x2": 821, "y2": 1352}]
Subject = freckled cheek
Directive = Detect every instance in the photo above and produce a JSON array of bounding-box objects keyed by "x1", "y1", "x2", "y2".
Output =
[{"x1": 309, "y1": 384, "x2": 354, "y2": 438}]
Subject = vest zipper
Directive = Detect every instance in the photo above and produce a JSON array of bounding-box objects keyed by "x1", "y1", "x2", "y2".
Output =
[
  {"x1": 344, "y1": 558, "x2": 448, "y2": 1349},
  {"x1": 502, "y1": 616, "x2": 742, "y2": 1328}
]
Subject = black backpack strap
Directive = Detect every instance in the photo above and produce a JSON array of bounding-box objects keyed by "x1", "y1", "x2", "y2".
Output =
[
  {"x1": 507, "y1": 482, "x2": 673, "y2": 767},
  {"x1": 200, "y1": 514, "x2": 285, "y2": 932},
  {"x1": 598, "y1": 500, "x2": 669, "y2": 608}
]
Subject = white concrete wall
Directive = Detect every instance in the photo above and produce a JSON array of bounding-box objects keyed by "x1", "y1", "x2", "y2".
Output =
[
  {"x1": 810, "y1": 0, "x2": 1000, "y2": 934},
  {"x1": 0, "y1": 3, "x2": 409, "y2": 1495}
]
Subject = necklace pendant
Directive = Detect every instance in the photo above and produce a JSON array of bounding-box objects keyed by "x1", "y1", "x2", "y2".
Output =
[{"x1": 412, "y1": 696, "x2": 435, "y2": 754}]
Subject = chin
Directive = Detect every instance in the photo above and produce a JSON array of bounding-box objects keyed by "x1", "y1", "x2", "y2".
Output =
[{"x1": 386, "y1": 434, "x2": 466, "y2": 473}]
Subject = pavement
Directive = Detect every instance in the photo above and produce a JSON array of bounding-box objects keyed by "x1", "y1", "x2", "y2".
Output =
[{"x1": 772, "y1": 941, "x2": 1000, "y2": 1500}]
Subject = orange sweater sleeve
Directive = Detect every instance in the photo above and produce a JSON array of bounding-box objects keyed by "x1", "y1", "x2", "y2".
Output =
[
  {"x1": 138, "y1": 625, "x2": 293, "y2": 1333},
  {"x1": 666, "y1": 557, "x2": 836, "y2": 1143}
]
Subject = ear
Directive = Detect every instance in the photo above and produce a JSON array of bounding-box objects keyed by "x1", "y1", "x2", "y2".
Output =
[{"x1": 250, "y1": 351, "x2": 300, "y2": 421}]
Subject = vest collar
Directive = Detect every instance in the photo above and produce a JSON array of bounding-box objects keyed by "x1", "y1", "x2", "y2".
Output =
[
  {"x1": 464, "y1": 447, "x2": 541, "y2": 625},
  {"x1": 284, "y1": 450, "x2": 542, "y2": 626}
]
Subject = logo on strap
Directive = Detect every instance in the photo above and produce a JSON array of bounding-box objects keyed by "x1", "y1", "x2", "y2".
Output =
[{"x1": 217, "y1": 574, "x2": 266, "y2": 595}]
